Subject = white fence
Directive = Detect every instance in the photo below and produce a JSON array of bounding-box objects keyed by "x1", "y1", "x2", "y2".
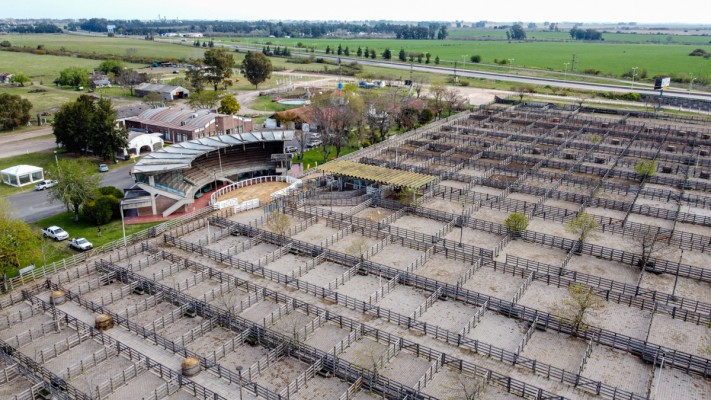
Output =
[{"x1": 210, "y1": 175, "x2": 302, "y2": 205}]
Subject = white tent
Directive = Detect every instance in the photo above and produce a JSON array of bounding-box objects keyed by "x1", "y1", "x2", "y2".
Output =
[
  {"x1": 122, "y1": 132, "x2": 164, "y2": 159},
  {"x1": 1, "y1": 165, "x2": 44, "y2": 187}
]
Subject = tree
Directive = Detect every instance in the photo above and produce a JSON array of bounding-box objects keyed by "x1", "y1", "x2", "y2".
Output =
[
  {"x1": 91, "y1": 98, "x2": 128, "y2": 160},
  {"x1": 53, "y1": 96, "x2": 126, "y2": 159},
  {"x1": 55, "y1": 67, "x2": 89, "y2": 87},
  {"x1": 0, "y1": 93, "x2": 32, "y2": 130},
  {"x1": 357, "y1": 46, "x2": 363, "y2": 57},
  {"x1": 363, "y1": 48, "x2": 369, "y2": 58},
  {"x1": 504, "y1": 212, "x2": 528, "y2": 237},
  {"x1": 419, "y1": 108, "x2": 434, "y2": 125},
  {"x1": 116, "y1": 69, "x2": 148, "y2": 96},
  {"x1": 241, "y1": 51, "x2": 273, "y2": 89},
  {"x1": 186, "y1": 61, "x2": 207, "y2": 92},
  {"x1": 509, "y1": 24, "x2": 527, "y2": 40},
  {"x1": 49, "y1": 159, "x2": 101, "y2": 221},
  {"x1": 470, "y1": 55, "x2": 482, "y2": 63},
  {"x1": 97, "y1": 60, "x2": 125, "y2": 75},
  {"x1": 398, "y1": 48, "x2": 407, "y2": 62},
  {"x1": 553, "y1": 283, "x2": 605, "y2": 333},
  {"x1": 311, "y1": 89, "x2": 364, "y2": 159},
  {"x1": 369, "y1": 49, "x2": 377, "y2": 60},
  {"x1": 142, "y1": 91, "x2": 163, "y2": 107},
  {"x1": 187, "y1": 90, "x2": 220, "y2": 110},
  {"x1": 10, "y1": 73, "x2": 30, "y2": 87},
  {"x1": 0, "y1": 200, "x2": 41, "y2": 284},
  {"x1": 566, "y1": 212, "x2": 598, "y2": 253},
  {"x1": 634, "y1": 160, "x2": 657, "y2": 180},
  {"x1": 203, "y1": 47, "x2": 235, "y2": 91},
  {"x1": 266, "y1": 210, "x2": 291, "y2": 236},
  {"x1": 218, "y1": 94, "x2": 241, "y2": 115},
  {"x1": 634, "y1": 229, "x2": 673, "y2": 272},
  {"x1": 83, "y1": 194, "x2": 120, "y2": 225},
  {"x1": 382, "y1": 48, "x2": 392, "y2": 60},
  {"x1": 347, "y1": 236, "x2": 371, "y2": 262}
]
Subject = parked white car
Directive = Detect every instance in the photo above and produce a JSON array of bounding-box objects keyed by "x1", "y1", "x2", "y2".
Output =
[
  {"x1": 68, "y1": 238, "x2": 93, "y2": 251},
  {"x1": 42, "y1": 226, "x2": 69, "y2": 241},
  {"x1": 34, "y1": 179, "x2": 58, "y2": 191},
  {"x1": 98, "y1": 164, "x2": 109, "y2": 172}
]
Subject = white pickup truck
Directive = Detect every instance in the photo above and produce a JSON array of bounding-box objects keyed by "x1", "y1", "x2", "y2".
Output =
[{"x1": 42, "y1": 226, "x2": 69, "y2": 241}]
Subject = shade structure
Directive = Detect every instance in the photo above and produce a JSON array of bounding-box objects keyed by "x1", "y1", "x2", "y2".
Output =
[
  {"x1": 0, "y1": 165, "x2": 44, "y2": 187},
  {"x1": 318, "y1": 160, "x2": 435, "y2": 189}
]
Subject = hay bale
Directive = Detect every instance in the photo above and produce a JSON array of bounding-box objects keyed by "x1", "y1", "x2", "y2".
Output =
[
  {"x1": 182, "y1": 357, "x2": 201, "y2": 377},
  {"x1": 95, "y1": 314, "x2": 114, "y2": 331},
  {"x1": 50, "y1": 290, "x2": 65, "y2": 305},
  {"x1": 610, "y1": 138, "x2": 621, "y2": 145}
]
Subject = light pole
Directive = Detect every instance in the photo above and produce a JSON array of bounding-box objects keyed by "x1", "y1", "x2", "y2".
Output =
[
  {"x1": 689, "y1": 73, "x2": 696, "y2": 92},
  {"x1": 53, "y1": 151, "x2": 59, "y2": 169},
  {"x1": 563, "y1": 62, "x2": 570, "y2": 79},
  {"x1": 508, "y1": 58, "x2": 515, "y2": 72},
  {"x1": 631, "y1": 67, "x2": 638, "y2": 89},
  {"x1": 453, "y1": 61, "x2": 458, "y2": 82},
  {"x1": 119, "y1": 201, "x2": 127, "y2": 247},
  {"x1": 236, "y1": 365, "x2": 243, "y2": 400}
]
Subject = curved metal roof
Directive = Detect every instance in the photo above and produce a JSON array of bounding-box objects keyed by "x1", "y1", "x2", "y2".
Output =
[{"x1": 132, "y1": 131, "x2": 294, "y2": 174}]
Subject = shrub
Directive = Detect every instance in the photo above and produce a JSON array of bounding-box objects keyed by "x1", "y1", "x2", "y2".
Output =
[
  {"x1": 504, "y1": 212, "x2": 528, "y2": 236},
  {"x1": 0, "y1": 41, "x2": 11, "y2": 48},
  {"x1": 470, "y1": 55, "x2": 482, "y2": 63},
  {"x1": 99, "y1": 186, "x2": 124, "y2": 199},
  {"x1": 419, "y1": 108, "x2": 434, "y2": 124},
  {"x1": 83, "y1": 195, "x2": 119, "y2": 226}
]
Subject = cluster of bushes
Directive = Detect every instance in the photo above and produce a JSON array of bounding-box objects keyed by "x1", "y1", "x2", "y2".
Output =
[
  {"x1": 598, "y1": 92, "x2": 641, "y2": 101},
  {"x1": 689, "y1": 48, "x2": 709, "y2": 58},
  {"x1": 82, "y1": 186, "x2": 124, "y2": 226}
]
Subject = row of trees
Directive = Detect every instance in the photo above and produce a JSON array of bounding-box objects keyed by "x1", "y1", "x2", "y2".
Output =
[{"x1": 69, "y1": 18, "x2": 448, "y2": 39}]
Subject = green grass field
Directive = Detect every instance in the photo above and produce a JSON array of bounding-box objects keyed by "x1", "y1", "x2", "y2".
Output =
[
  {"x1": 0, "y1": 85, "x2": 81, "y2": 114},
  {"x1": 448, "y1": 28, "x2": 711, "y2": 44},
  {"x1": 231, "y1": 36, "x2": 710, "y2": 79},
  {"x1": 30, "y1": 211, "x2": 160, "y2": 265}
]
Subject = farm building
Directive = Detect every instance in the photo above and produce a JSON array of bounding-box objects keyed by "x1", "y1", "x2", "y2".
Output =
[
  {"x1": 134, "y1": 83, "x2": 189, "y2": 101},
  {"x1": 124, "y1": 107, "x2": 252, "y2": 144}
]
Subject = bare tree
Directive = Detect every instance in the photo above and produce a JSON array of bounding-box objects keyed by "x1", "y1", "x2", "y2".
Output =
[
  {"x1": 445, "y1": 371, "x2": 487, "y2": 400},
  {"x1": 116, "y1": 69, "x2": 148, "y2": 96},
  {"x1": 310, "y1": 89, "x2": 364, "y2": 159},
  {"x1": 443, "y1": 88, "x2": 466, "y2": 116},
  {"x1": 427, "y1": 85, "x2": 447, "y2": 118},
  {"x1": 553, "y1": 283, "x2": 605, "y2": 333},
  {"x1": 266, "y1": 211, "x2": 291, "y2": 237},
  {"x1": 634, "y1": 229, "x2": 674, "y2": 271}
]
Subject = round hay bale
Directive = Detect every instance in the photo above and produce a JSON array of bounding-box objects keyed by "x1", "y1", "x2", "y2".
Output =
[
  {"x1": 95, "y1": 314, "x2": 114, "y2": 331},
  {"x1": 182, "y1": 357, "x2": 201, "y2": 377},
  {"x1": 50, "y1": 290, "x2": 65, "y2": 305}
]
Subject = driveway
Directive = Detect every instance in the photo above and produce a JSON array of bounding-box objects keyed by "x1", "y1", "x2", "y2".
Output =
[{"x1": 8, "y1": 164, "x2": 136, "y2": 223}]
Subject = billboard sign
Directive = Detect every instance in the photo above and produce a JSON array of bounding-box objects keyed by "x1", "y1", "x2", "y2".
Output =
[{"x1": 654, "y1": 77, "x2": 671, "y2": 90}]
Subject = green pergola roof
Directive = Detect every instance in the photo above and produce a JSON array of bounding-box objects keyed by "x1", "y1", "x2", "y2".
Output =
[{"x1": 318, "y1": 160, "x2": 435, "y2": 189}]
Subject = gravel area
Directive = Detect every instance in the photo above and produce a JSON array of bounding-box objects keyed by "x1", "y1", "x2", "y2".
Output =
[
  {"x1": 634, "y1": 197, "x2": 678, "y2": 211},
  {"x1": 470, "y1": 185, "x2": 504, "y2": 196},
  {"x1": 340, "y1": 338, "x2": 389, "y2": 369},
  {"x1": 292, "y1": 221, "x2": 340, "y2": 246},
  {"x1": 422, "y1": 198, "x2": 467, "y2": 214},
  {"x1": 508, "y1": 192, "x2": 541, "y2": 203},
  {"x1": 415, "y1": 254, "x2": 473, "y2": 284},
  {"x1": 253, "y1": 356, "x2": 309, "y2": 393},
  {"x1": 647, "y1": 314, "x2": 709, "y2": 355},
  {"x1": 626, "y1": 214, "x2": 675, "y2": 230},
  {"x1": 417, "y1": 301, "x2": 480, "y2": 332},
  {"x1": 674, "y1": 222, "x2": 711, "y2": 237},
  {"x1": 565, "y1": 255, "x2": 641, "y2": 286},
  {"x1": 327, "y1": 233, "x2": 378, "y2": 255},
  {"x1": 470, "y1": 207, "x2": 509, "y2": 224},
  {"x1": 266, "y1": 253, "x2": 314, "y2": 275},
  {"x1": 336, "y1": 274, "x2": 383, "y2": 301},
  {"x1": 239, "y1": 300, "x2": 281, "y2": 324},
  {"x1": 292, "y1": 375, "x2": 352, "y2": 400},
  {"x1": 466, "y1": 313, "x2": 527, "y2": 352},
  {"x1": 582, "y1": 345, "x2": 652, "y2": 396},
  {"x1": 498, "y1": 240, "x2": 568, "y2": 265},
  {"x1": 300, "y1": 261, "x2": 348, "y2": 288},
  {"x1": 390, "y1": 215, "x2": 447, "y2": 237}
]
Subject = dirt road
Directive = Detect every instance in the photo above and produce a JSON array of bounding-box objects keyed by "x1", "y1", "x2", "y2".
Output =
[{"x1": 0, "y1": 126, "x2": 57, "y2": 159}]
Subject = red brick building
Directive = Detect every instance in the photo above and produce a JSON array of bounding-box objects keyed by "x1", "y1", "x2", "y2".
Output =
[{"x1": 124, "y1": 107, "x2": 253, "y2": 143}]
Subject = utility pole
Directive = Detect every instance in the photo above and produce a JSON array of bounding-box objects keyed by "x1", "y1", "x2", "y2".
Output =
[
  {"x1": 631, "y1": 67, "x2": 638, "y2": 89},
  {"x1": 508, "y1": 58, "x2": 515, "y2": 72},
  {"x1": 571, "y1": 54, "x2": 577, "y2": 73},
  {"x1": 563, "y1": 62, "x2": 570, "y2": 79}
]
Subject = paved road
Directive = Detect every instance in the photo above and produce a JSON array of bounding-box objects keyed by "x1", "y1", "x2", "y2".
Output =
[
  {"x1": 0, "y1": 126, "x2": 57, "y2": 159},
  {"x1": 8, "y1": 164, "x2": 136, "y2": 223}
]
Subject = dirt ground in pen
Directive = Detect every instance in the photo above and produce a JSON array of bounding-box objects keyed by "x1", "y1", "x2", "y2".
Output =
[
  {"x1": 291, "y1": 221, "x2": 340, "y2": 245},
  {"x1": 109, "y1": 369, "x2": 169, "y2": 399},
  {"x1": 415, "y1": 254, "x2": 474, "y2": 284},
  {"x1": 545, "y1": 199, "x2": 583, "y2": 211},
  {"x1": 300, "y1": 261, "x2": 348, "y2": 287},
  {"x1": 335, "y1": 274, "x2": 383, "y2": 302},
  {"x1": 304, "y1": 324, "x2": 350, "y2": 352},
  {"x1": 444, "y1": 227, "x2": 503, "y2": 250},
  {"x1": 227, "y1": 207, "x2": 264, "y2": 225},
  {"x1": 528, "y1": 218, "x2": 579, "y2": 240},
  {"x1": 68, "y1": 355, "x2": 135, "y2": 394},
  {"x1": 369, "y1": 243, "x2": 424, "y2": 271},
  {"x1": 157, "y1": 316, "x2": 206, "y2": 342},
  {"x1": 292, "y1": 375, "x2": 352, "y2": 400},
  {"x1": 217, "y1": 341, "x2": 269, "y2": 370},
  {"x1": 595, "y1": 191, "x2": 637, "y2": 203},
  {"x1": 353, "y1": 207, "x2": 393, "y2": 222},
  {"x1": 470, "y1": 208, "x2": 509, "y2": 225},
  {"x1": 585, "y1": 207, "x2": 626, "y2": 221},
  {"x1": 626, "y1": 213, "x2": 675, "y2": 230},
  {"x1": 217, "y1": 182, "x2": 290, "y2": 204},
  {"x1": 507, "y1": 192, "x2": 541, "y2": 203},
  {"x1": 649, "y1": 365, "x2": 711, "y2": 400},
  {"x1": 376, "y1": 285, "x2": 429, "y2": 316},
  {"x1": 0, "y1": 375, "x2": 35, "y2": 399},
  {"x1": 640, "y1": 273, "x2": 711, "y2": 303},
  {"x1": 422, "y1": 367, "x2": 523, "y2": 400},
  {"x1": 470, "y1": 185, "x2": 505, "y2": 196},
  {"x1": 417, "y1": 300, "x2": 480, "y2": 332},
  {"x1": 206, "y1": 234, "x2": 250, "y2": 252},
  {"x1": 422, "y1": 198, "x2": 467, "y2": 214},
  {"x1": 674, "y1": 222, "x2": 711, "y2": 237},
  {"x1": 265, "y1": 253, "x2": 314, "y2": 275},
  {"x1": 339, "y1": 338, "x2": 389, "y2": 369},
  {"x1": 521, "y1": 330, "x2": 588, "y2": 372},
  {"x1": 463, "y1": 266, "x2": 526, "y2": 300},
  {"x1": 184, "y1": 327, "x2": 239, "y2": 356},
  {"x1": 565, "y1": 254, "x2": 641, "y2": 286},
  {"x1": 379, "y1": 351, "x2": 431, "y2": 387},
  {"x1": 238, "y1": 299, "x2": 281, "y2": 324},
  {"x1": 327, "y1": 233, "x2": 378, "y2": 255},
  {"x1": 582, "y1": 345, "x2": 652, "y2": 396},
  {"x1": 268, "y1": 310, "x2": 315, "y2": 338},
  {"x1": 634, "y1": 197, "x2": 678, "y2": 211},
  {"x1": 438, "y1": 179, "x2": 469, "y2": 189},
  {"x1": 131, "y1": 302, "x2": 179, "y2": 326},
  {"x1": 458, "y1": 168, "x2": 489, "y2": 177},
  {"x1": 390, "y1": 215, "x2": 446, "y2": 237},
  {"x1": 647, "y1": 314, "x2": 709, "y2": 355},
  {"x1": 232, "y1": 242, "x2": 280, "y2": 265},
  {"x1": 497, "y1": 240, "x2": 569, "y2": 265},
  {"x1": 467, "y1": 313, "x2": 527, "y2": 352},
  {"x1": 253, "y1": 356, "x2": 309, "y2": 392}
]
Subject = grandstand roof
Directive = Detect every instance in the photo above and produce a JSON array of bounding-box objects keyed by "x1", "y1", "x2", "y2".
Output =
[
  {"x1": 132, "y1": 131, "x2": 294, "y2": 174},
  {"x1": 126, "y1": 108, "x2": 229, "y2": 131},
  {"x1": 318, "y1": 160, "x2": 436, "y2": 189}
]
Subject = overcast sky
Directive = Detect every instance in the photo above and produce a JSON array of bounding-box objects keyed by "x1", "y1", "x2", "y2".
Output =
[{"x1": 6, "y1": 0, "x2": 711, "y2": 24}]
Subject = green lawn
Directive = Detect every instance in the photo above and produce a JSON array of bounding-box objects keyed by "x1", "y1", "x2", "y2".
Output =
[
  {"x1": 250, "y1": 95, "x2": 304, "y2": 112},
  {"x1": 295, "y1": 145, "x2": 360, "y2": 170},
  {"x1": 30, "y1": 211, "x2": 160, "y2": 265},
  {"x1": 0, "y1": 150, "x2": 60, "y2": 197},
  {"x1": 0, "y1": 84, "x2": 82, "y2": 115}
]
